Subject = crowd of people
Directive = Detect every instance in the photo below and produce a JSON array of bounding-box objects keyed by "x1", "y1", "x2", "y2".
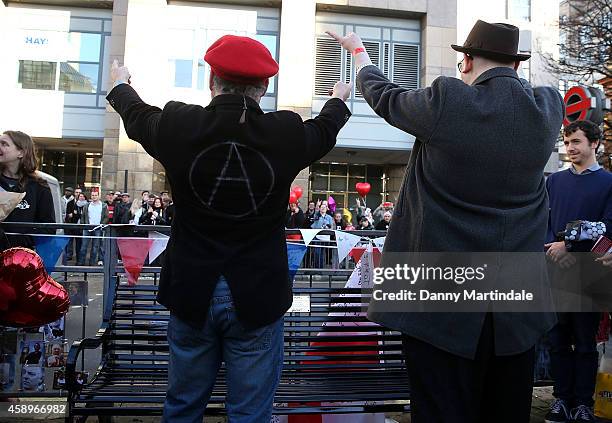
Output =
[
  {"x1": 286, "y1": 198, "x2": 394, "y2": 231},
  {"x1": 60, "y1": 188, "x2": 175, "y2": 265}
]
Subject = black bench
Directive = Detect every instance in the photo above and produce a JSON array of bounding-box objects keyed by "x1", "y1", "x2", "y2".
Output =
[{"x1": 66, "y1": 268, "x2": 411, "y2": 420}]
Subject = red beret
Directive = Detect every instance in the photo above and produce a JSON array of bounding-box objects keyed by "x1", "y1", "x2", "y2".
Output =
[{"x1": 204, "y1": 35, "x2": 279, "y2": 85}]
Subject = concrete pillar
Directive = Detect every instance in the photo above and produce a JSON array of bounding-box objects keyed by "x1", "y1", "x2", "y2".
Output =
[
  {"x1": 385, "y1": 165, "x2": 405, "y2": 204},
  {"x1": 102, "y1": 0, "x2": 129, "y2": 193},
  {"x1": 278, "y1": 0, "x2": 317, "y2": 201},
  {"x1": 421, "y1": 0, "x2": 457, "y2": 86},
  {"x1": 102, "y1": 0, "x2": 168, "y2": 197}
]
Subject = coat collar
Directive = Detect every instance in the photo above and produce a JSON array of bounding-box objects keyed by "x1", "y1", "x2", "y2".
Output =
[
  {"x1": 207, "y1": 94, "x2": 264, "y2": 115},
  {"x1": 472, "y1": 67, "x2": 520, "y2": 86}
]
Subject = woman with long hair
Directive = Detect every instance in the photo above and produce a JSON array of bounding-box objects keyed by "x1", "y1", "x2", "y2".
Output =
[
  {"x1": 139, "y1": 197, "x2": 167, "y2": 226},
  {"x1": 129, "y1": 198, "x2": 144, "y2": 225},
  {"x1": 0, "y1": 130, "x2": 54, "y2": 249}
]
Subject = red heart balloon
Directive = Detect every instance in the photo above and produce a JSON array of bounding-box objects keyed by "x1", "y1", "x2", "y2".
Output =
[
  {"x1": 0, "y1": 248, "x2": 70, "y2": 327},
  {"x1": 355, "y1": 182, "x2": 371, "y2": 197},
  {"x1": 289, "y1": 191, "x2": 298, "y2": 204},
  {"x1": 292, "y1": 186, "x2": 303, "y2": 200}
]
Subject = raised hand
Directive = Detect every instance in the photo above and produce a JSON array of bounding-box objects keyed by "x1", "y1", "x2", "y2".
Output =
[
  {"x1": 111, "y1": 59, "x2": 131, "y2": 85},
  {"x1": 331, "y1": 81, "x2": 353, "y2": 101},
  {"x1": 326, "y1": 31, "x2": 365, "y2": 54}
]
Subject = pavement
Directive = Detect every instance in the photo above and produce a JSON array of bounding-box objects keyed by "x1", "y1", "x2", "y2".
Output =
[{"x1": 0, "y1": 386, "x2": 563, "y2": 422}]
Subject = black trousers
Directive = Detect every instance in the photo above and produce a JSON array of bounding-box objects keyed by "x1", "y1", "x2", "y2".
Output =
[
  {"x1": 549, "y1": 312, "x2": 600, "y2": 408},
  {"x1": 403, "y1": 314, "x2": 535, "y2": 423}
]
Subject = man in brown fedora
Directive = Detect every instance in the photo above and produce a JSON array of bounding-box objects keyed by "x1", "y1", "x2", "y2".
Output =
[{"x1": 329, "y1": 20, "x2": 564, "y2": 422}]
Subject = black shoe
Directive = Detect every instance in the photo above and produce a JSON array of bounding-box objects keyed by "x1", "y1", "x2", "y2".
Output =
[
  {"x1": 545, "y1": 399, "x2": 570, "y2": 423},
  {"x1": 570, "y1": 405, "x2": 597, "y2": 422}
]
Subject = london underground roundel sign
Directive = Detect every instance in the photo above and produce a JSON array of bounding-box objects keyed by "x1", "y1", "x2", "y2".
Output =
[
  {"x1": 564, "y1": 86, "x2": 593, "y2": 126},
  {"x1": 562, "y1": 86, "x2": 609, "y2": 127}
]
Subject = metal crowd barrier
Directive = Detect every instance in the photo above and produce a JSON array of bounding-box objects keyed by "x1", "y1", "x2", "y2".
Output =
[{"x1": 0, "y1": 222, "x2": 388, "y2": 401}]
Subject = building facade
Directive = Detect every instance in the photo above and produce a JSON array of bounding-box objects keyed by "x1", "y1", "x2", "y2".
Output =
[{"x1": 1, "y1": 0, "x2": 561, "y2": 211}]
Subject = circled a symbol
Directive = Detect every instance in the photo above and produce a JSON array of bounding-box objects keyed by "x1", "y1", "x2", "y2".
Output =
[{"x1": 188, "y1": 141, "x2": 275, "y2": 218}]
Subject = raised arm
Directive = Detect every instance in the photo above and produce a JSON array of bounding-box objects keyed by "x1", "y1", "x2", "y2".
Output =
[
  {"x1": 298, "y1": 82, "x2": 352, "y2": 167},
  {"x1": 327, "y1": 31, "x2": 446, "y2": 142},
  {"x1": 106, "y1": 60, "x2": 161, "y2": 158}
]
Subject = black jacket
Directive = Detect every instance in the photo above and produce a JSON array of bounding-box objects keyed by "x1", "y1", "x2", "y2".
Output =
[
  {"x1": 114, "y1": 202, "x2": 132, "y2": 225},
  {"x1": 139, "y1": 207, "x2": 167, "y2": 226},
  {"x1": 285, "y1": 208, "x2": 305, "y2": 229},
  {"x1": 107, "y1": 84, "x2": 350, "y2": 329},
  {"x1": 0, "y1": 175, "x2": 55, "y2": 249}
]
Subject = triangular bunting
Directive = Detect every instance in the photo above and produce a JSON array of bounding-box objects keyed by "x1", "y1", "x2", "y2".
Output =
[
  {"x1": 372, "y1": 236, "x2": 386, "y2": 251},
  {"x1": 148, "y1": 232, "x2": 169, "y2": 263},
  {"x1": 287, "y1": 243, "x2": 308, "y2": 282},
  {"x1": 117, "y1": 238, "x2": 154, "y2": 286},
  {"x1": 34, "y1": 236, "x2": 70, "y2": 273},
  {"x1": 299, "y1": 229, "x2": 321, "y2": 247},
  {"x1": 345, "y1": 243, "x2": 375, "y2": 289},
  {"x1": 349, "y1": 246, "x2": 383, "y2": 267},
  {"x1": 335, "y1": 231, "x2": 362, "y2": 264}
]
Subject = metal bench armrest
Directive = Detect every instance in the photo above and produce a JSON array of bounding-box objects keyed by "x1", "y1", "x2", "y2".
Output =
[{"x1": 66, "y1": 323, "x2": 109, "y2": 394}]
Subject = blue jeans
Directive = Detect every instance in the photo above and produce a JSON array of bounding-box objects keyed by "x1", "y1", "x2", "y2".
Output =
[
  {"x1": 549, "y1": 312, "x2": 601, "y2": 407},
  {"x1": 162, "y1": 277, "x2": 284, "y2": 423},
  {"x1": 77, "y1": 229, "x2": 103, "y2": 265}
]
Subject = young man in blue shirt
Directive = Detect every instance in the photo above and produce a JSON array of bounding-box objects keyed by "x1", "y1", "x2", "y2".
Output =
[{"x1": 545, "y1": 120, "x2": 612, "y2": 423}]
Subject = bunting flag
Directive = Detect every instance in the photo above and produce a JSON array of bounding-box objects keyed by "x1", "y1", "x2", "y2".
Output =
[
  {"x1": 372, "y1": 236, "x2": 386, "y2": 251},
  {"x1": 299, "y1": 229, "x2": 321, "y2": 247},
  {"x1": 148, "y1": 232, "x2": 170, "y2": 263},
  {"x1": 348, "y1": 247, "x2": 382, "y2": 268},
  {"x1": 288, "y1": 243, "x2": 384, "y2": 423},
  {"x1": 287, "y1": 243, "x2": 308, "y2": 282},
  {"x1": 34, "y1": 236, "x2": 70, "y2": 273},
  {"x1": 334, "y1": 231, "x2": 362, "y2": 265},
  {"x1": 117, "y1": 238, "x2": 154, "y2": 286}
]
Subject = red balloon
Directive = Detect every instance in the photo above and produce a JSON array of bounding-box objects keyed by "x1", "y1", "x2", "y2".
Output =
[
  {"x1": 0, "y1": 248, "x2": 70, "y2": 328},
  {"x1": 289, "y1": 191, "x2": 298, "y2": 204},
  {"x1": 355, "y1": 182, "x2": 371, "y2": 197},
  {"x1": 292, "y1": 186, "x2": 303, "y2": 199}
]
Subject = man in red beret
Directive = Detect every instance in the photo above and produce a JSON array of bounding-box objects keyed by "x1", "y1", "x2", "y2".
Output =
[{"x1": 108, "y1": 34, "x2": 352, "y2": 422}]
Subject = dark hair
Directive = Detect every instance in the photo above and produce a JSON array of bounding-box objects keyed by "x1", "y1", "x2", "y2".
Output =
[
  {"x1": 141, "y1": 190, "x2": 149, "y2": 196},
  {"x1": 564, "y1": 120, "x2": 602, "y2": 147},
  {"x1": 1, "y1": 130, "x2": 46, "y2": 191}
]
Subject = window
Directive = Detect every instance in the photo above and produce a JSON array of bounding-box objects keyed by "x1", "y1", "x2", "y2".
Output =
[
  {"x1": 59, "y1": 62, "x2": 98, "y2": 93},
  {"x1": 197, "y1": 59, "x2": 206, "y2": 90},
  {"x1": 67, "y1": 32, "x2": 102, "y2": 62},
  {"x1": 174, "y1": 59, "x2": 193, "y2": 88},
  {"x1": 17, "y1": 26, "x2": 105, "y2": 94},
  {"x1": 37, "y1": 149, "x2": 102, "y2": 189},
  {"x1": 314, "y1": 36, "x2": 420, "y2": 100},
  {"x1": 309, "y1": 162, "x2": 386, "y2": 214},
  {"x1": 507, "y1": 0, "x2": 531, "y2": 21},
  {"x1": 168, "y1": 29, "x2": 195, "y2": 88},
  {"x1": 519, "y1": 59, "x2": 530, "y2": 82},
  {"x1": 255, "y1": 34, "x2": 278, "y2": 94},
  {"x1": 314, "y1": 38, "x2": 342, "y2": 96},
  {"x1": 18, "y1": 60, "x2": 57, "y2": 90},
  {"x1": 392, "y1": 44, "x2": 419, "y2": 90}
]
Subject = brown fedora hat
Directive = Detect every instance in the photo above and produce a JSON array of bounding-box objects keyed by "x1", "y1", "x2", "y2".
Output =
[{"x1": 451, "y1": 20, "x2": 531, "y2": 62}]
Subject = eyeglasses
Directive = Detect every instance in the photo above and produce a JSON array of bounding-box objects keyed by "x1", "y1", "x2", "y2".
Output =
[{"x1": 457, "y1": 55, "x2": 471, "y2": 72}]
